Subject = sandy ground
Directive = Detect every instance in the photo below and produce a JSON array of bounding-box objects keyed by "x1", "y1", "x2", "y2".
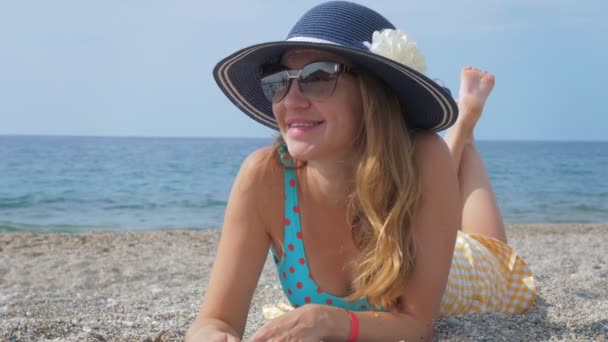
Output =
[{"x1": 1, "y1": 224, "x2": 607, "y2": 341}]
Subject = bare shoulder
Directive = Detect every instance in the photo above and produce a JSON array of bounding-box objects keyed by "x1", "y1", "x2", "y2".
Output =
[
  {"x1": 237, "y1": 146, "x2": 282, "y2": 188},
  {"x1": 410, "y1": 131, "x2": 460, "y2": 228},
  {"x1": 233, "y1": 145, "x2": 284, "y2": 230},
  {"x1": 240, "y1": 145, "x2": 277, "y2": 171},
  {"x1": 412, "y1": 131, "x2": 453, "y2": 173}
]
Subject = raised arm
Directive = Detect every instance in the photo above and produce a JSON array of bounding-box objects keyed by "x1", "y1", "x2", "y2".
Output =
[
  {"x1": 340, "y1": 132, "x2": 461, "y2": 340},
  {"x1": 347, "y1": 132, "x2": 461, "y2": 340},
  {"x1": 186, "y1": 148, "x2": 276, "y2": 341},
  {"x1": 348, "y1": 133, "x2": 460, "y2": 340}
]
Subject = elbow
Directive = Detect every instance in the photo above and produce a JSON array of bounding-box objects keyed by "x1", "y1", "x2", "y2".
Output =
[
  {"x1": 392, "y1": 310, "x2": 436, "y2": 341},
  {"x1": 185, "y1": 317, "x2": 240, "y2": 341},
  {"x1": 185, "y1": 320, "x2": 206, "y2": 342}
]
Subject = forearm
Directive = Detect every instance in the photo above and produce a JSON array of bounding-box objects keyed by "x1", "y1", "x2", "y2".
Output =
[
  {"x1": 186, "y1": 318, "x2": 240, "y2": 341},
  {"x1": 320, "y1": 305, "x2": 434, "y2": 341}
]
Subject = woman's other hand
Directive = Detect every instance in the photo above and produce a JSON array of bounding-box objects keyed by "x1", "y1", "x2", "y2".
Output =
[{"x1": 248, "y1": 304, "x2": 346, "y2": 342}]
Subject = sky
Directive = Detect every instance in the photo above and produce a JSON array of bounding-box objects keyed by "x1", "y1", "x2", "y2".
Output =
[{"x1": 1, "y1": 0, "x2": 607, "y2": 141}]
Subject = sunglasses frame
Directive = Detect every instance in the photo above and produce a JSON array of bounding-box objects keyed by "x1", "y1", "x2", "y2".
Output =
[{"x1": 259, "y1": 61, "x2": 354, "y2": 103}]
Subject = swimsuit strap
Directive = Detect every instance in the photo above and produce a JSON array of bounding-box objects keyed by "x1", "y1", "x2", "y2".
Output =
[{"x1": 274, "y1": 143, "x2": 303, "y2": 265}]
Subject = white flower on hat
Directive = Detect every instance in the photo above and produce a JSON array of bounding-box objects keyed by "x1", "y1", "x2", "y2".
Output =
[{"x1": 363, "y1": 29, "x2": 427, "y2": 74}]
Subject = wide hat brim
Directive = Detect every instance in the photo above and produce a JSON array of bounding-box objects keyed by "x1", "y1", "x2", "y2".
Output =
[{"x1": 214, "y1": 40, "x2": 458, "y2": 132}]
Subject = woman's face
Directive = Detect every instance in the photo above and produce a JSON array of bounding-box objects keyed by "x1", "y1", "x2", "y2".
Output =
[{"x1": 272, "y1": 49, "x2": 363, "y2": 162}]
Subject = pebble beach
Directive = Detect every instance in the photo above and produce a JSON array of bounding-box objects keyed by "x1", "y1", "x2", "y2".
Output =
[{"x1": 1, "y1": 224, "x2": 607, "y2": 341}]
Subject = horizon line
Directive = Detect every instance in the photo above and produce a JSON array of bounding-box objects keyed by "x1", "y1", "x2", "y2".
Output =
[{"x1": 1, "y1": 133, "x2": 607, "y2": 143}]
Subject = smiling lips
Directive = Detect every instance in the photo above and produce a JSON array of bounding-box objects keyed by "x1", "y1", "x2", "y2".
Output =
[
  {"x1": 289, "y1": 121, "x2": 323, "y2": 128},
  {"x1": 286, "y1": 120, "x2": 325, "y2": 136}
]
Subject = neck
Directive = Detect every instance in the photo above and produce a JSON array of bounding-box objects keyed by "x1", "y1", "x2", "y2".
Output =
[{"x1": 303, "y1": 154, "x2": 358, "y2": 207}]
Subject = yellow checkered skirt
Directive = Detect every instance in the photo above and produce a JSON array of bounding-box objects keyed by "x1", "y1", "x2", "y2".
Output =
[{"x1": 439, "y1": 231, "x2": 536, "y2": 317}]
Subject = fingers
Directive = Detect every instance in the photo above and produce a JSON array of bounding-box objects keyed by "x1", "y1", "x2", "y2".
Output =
[
  {"x1": 226, "y1": 336, "x2": 241, "y2": 342},
  {"x1": 262, "y1": 301, "x2": 294, "y2": 319}
]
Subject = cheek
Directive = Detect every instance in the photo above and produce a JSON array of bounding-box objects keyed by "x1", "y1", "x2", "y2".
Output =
[
  {"x1": 272, "y1": 104, "x2": 287, "y2": 130},
  {"x1": 341, "y1": 82, "x2": 364, "y2": 131},
  {"x1": 324, "y1": 99, "x2": 362, "y2": 144}
]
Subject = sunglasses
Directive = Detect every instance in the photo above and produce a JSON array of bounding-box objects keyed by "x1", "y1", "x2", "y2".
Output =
[{"x1": 259, "y1": 61, "x2": 353, "y2": 103}]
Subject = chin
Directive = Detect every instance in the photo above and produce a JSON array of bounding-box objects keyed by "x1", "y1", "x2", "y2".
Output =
[{"x1": 283, "y1": 140, "x2": 322, "y2": 161}]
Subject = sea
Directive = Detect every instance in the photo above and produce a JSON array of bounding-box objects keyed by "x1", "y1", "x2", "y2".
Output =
[{"x1": 0, "y1": 135, "x2": 606, "y2": 233}]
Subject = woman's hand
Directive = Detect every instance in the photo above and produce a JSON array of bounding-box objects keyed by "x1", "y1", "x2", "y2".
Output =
[{"x1": 248, "y1": 304, "x2": 344, "y2": 342}]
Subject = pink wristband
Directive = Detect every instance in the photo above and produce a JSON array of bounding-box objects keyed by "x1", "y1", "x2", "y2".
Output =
[{"x1": 345, "y1": 309, "x2": 359, "y2": 342}]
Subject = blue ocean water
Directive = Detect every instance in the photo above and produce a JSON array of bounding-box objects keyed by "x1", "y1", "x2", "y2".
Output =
[{"x1": 0, "y1": 136, "x2": 606, "y2": 232}]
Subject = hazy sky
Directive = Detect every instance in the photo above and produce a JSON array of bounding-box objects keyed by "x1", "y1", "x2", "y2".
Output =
[{"x1": 1, "y1": 0, "x2": 606, "y2": 141}]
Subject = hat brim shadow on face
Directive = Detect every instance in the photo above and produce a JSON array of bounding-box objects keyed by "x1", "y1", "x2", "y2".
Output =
[{"x1": 214, "y1": 41, "x2": 458, "y2": 133}]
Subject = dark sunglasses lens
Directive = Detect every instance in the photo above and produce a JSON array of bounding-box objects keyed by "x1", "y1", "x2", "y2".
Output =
[
  {"x1": 261, "y1": 72, "x2": 290, "y2": 102},
  {"x1": 299, "y1": 62, "x2": 339, "y2": 100}
]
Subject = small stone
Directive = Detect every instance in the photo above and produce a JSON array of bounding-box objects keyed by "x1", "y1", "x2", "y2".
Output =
[
  {"x1": 83, "y1": 326, "x2": 92, "y2": 333},
  {"x1": 154, "y1": 330, "x2": 167, "y2": 342},
  {"x1": 25, "y1": 311, "x2": 31, "y2": 317},
  {"x1": 122, "y1": 320, "x2": 134, "y2": 327},
  {"x1": 89, "y1": 332, "x2": 107, "y2": 341},
  {"x1": 40, "y1": 325, "x2": 49, "y2": 332}
]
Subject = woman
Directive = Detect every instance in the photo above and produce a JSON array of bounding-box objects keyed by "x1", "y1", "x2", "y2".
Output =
[{"x1": 187, "y1": 1, "x2": 536, "y2": 341}]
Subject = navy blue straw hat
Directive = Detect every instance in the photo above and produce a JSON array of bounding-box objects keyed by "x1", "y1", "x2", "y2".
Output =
[{"x1": 213, "y1": 1, "x2": 458, "y2": 132}]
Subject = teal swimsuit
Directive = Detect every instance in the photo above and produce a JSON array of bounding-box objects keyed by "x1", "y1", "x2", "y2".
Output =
[{"x1": 269, "y1": 145, "x2": 386, "y2": 312}]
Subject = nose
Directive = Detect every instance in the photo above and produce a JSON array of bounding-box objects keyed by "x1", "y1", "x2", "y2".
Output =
[{"x1": 281, "y1": 79, "x2": 311, "y2": 110}]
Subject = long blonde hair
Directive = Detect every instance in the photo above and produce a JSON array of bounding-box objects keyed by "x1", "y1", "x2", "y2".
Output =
[
  {"x1": 265, "y1": 71, "x2": 421, "y2": 310},
  {"x1": 344, "y1": 72, "x2": 421, "y2": 309}
]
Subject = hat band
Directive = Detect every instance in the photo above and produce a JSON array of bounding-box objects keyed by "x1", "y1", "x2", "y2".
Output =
[{"x1": 286, "y1": 37, "x2": 341, "y2": 45}]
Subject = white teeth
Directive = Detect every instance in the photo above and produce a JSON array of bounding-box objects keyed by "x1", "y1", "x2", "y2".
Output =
[{"x1": 290, "y1": 122, "x2": 320, "y2": 128}]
